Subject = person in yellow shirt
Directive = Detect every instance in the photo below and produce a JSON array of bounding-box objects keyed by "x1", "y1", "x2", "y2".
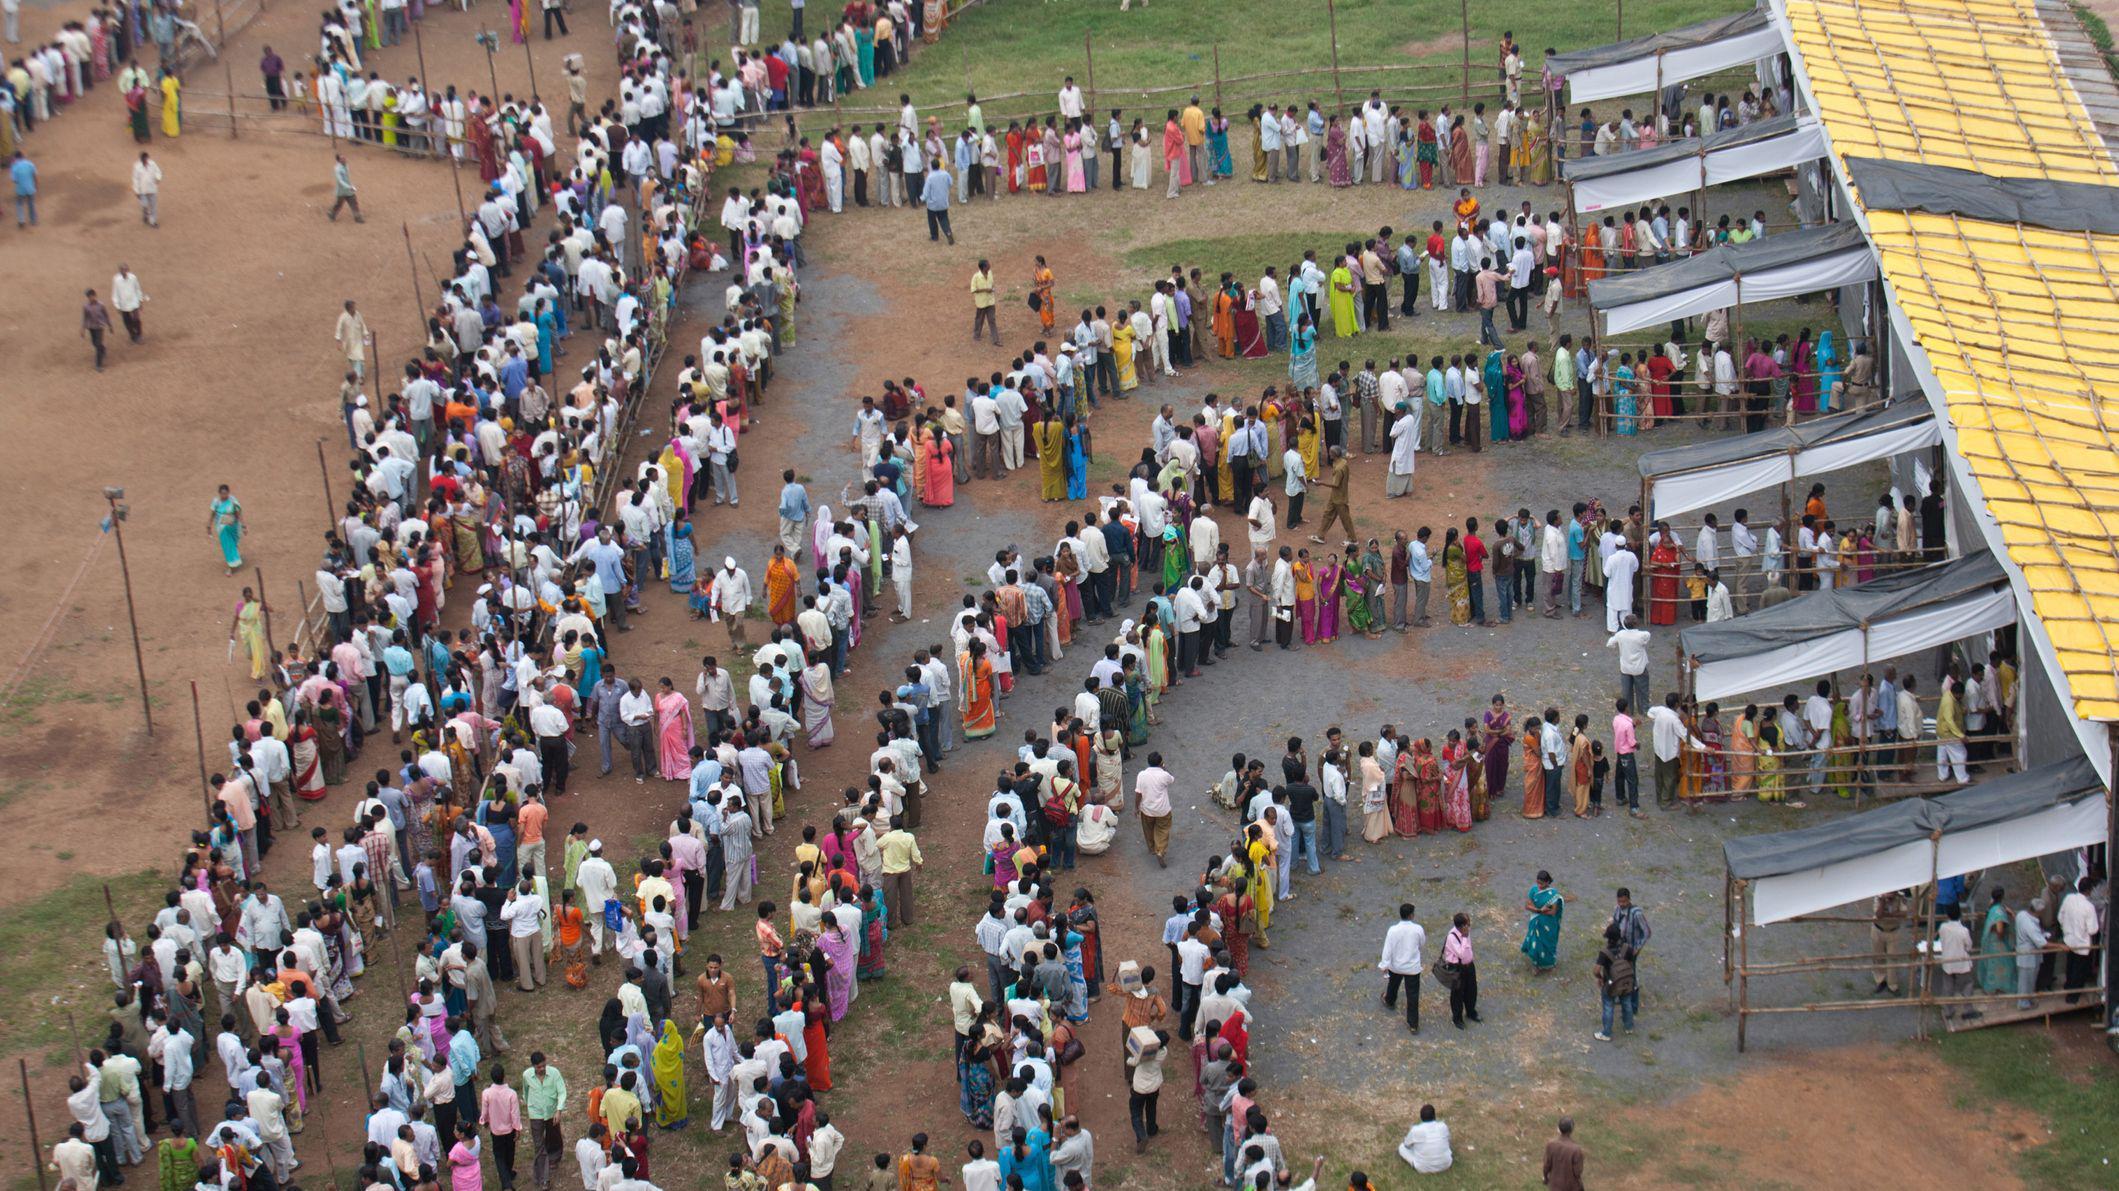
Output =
[
  {"x1": 599, "y1": 1071, "x2": 642, "y2": 1135},
  {"x1": 970, "y1": 259, "x2": 998, "y2": 344},
  {"x1": 878, "y1": 817, "x2": 924, "y2": 928},
  {"x1": 1181, "y1": 98, "x2": 1208, "y2": 186}
]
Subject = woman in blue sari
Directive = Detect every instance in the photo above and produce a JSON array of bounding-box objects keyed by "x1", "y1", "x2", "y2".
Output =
[
  {"x1": 666, "y1": 510, "x2": 697, "y2": 592},
  {"x1": 1484, "y1": 349, "x2": 1509, "y2": 444},
  {"x1": 208, "y1": 484, "x2": 245, "y2": 573},
  {"x1": 1207, "y1": 108, "x2": 1233, "y2": 178},
  {"x1": 1520, "y1": 869, "x2": 1564, "y2": 971},
  {"x1": 533, "y1": 300, "x2": 557, "y2": 376},
  {"x1": 1062, "y1": 417, "x2": 1089, "y2": 501},
  {"x1": 1061, "y1": 924, "x2": 1090, "y2": 1021},
  {"x1": 1815, "y1": 329, "x2": 1841, "y2": 412},
  {"x1": 856, "y1": 24, "x2": 876, "y2": 86},
  {"x1": 1289, "y1": 313, "x2": 1319, "y2": 390},
  {"x1": 1612, "y1": 353, "x2": 1639, "y2": 435}
]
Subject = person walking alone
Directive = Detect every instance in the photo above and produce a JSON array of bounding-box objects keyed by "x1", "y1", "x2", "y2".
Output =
[
  {"x1": 82, "y1": 289, "x2": 112, "y2": 370},
  {"x1": 110, "y1": 264, "x2": 147, "y2": 343},
  {"x1": 1377, "y1": 902, "x2": 1426, "y2": 1032},
  {"x1": 131, "y1": 152, "x2": 163, "y2": 227},
  {"x1": 1443, "y1": 911, "x2": 1479, "y2": 1028},
  {"x1": 328, "y1": 155, "x2": 364, "y2": 222}
]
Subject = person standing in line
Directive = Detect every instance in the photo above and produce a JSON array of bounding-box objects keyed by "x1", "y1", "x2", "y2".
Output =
[
  {"x1": 1134, "y1": 752, "x2": 1173, "y2": 867},
  {"x1": 328, "y1": 154, "x2": 364, "y2": 222},
  {"x1": 1377, "y1": 902, "x2": 1426, "y2": 1032},
  {"x1": 131, "y1": 151, "x2": 163, "y2": 227},
  {"x1": 921, "y1": 157, "x2": 954, "y2": 244},
  {"x1": 110, "y1": 264, "x2": 147, "y2": 343},
  {"x1": 82, "y1": 288, "x2": 113, "y2": 370}
]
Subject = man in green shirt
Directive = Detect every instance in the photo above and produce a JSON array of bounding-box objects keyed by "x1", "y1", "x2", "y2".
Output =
[{"x1": 520, "y1": 1051, "x2": 567, "y2": 1188}]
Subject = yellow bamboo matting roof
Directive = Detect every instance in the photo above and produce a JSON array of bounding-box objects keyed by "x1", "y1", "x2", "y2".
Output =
[{"x1": 1785, "y1": 0, "x2": 2119, "y2": 718}]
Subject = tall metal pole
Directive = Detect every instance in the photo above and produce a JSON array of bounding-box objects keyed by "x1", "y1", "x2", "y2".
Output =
[
  {"x1": 20, "y1": 1059, "x2": 48, "y2": 1191},
  {"x1": 103, "y1": 491, "x2": 153, "y2": 736}
]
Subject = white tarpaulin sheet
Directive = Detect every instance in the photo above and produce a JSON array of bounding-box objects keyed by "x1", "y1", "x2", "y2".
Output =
[
  {"x1": 1693, "y1": 585, "x2": 2018, "y2": 701},
  {"x1": 1752, "y1": 794, "x2": 2106, "y2": 923},
  {"x1": 1571, "y1": 119, "x2": 1830, "y2": 213},
  {"x1": 1554, "y1": 11, "x2": 1787, "y2": 104},
  {"x1": 1647, "y1": 415, "x2": 1941, "y2": 519},
  {"x1": 1598, "y1": 241, "x2": 1877, "y2": 334}
]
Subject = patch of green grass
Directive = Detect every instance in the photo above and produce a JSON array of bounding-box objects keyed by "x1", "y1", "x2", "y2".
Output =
[
  {"x1": 769, "y1": 0, "x2": 1754, "y2": 131},
  {"x1": 0, "y1": 676, "x2": 107, "y2": 728},
  {"x1": 0, "y1": 869, "x2": 169, "y2": 1055},
  {"x1": 1937, "y1": 1028, "x2": 2119, "y2": 1184}
]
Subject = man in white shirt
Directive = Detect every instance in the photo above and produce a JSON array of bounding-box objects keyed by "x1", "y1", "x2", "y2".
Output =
[
  {"x1": 1602, "y1": 542, "x2": 1639, "y2": 632},
  {"x1": 110, "y1": 263, "x2": 147, "y2": 343},
  {"x1": 1377, "y1": 903, "x2": 1427, "y2": 1031},
  {"x1": 130, "y1": 151, "x2": 162, "y2": 227},
  {"x1": 1645, "y1": 692, "x2": 1705, "y2": 810},
  {"x1": 1135, "y1": 753, "x2": 1174, "y2": 866},
  {"x1": 2056, "y1": 878, "x2": 2101, "y2": 999}
]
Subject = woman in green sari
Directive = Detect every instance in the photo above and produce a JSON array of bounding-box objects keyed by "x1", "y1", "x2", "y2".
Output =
[
  {"x1": 1976, "y1": 886, "x2": 2013, "y2": 992},
  {"x1": 1520, "y1": 870, "x2": 1564, "y2": 971},
  {"x1": 650, "y1": 1018, "x2": 689, "y2": 1126},
  {"x1": 856, "y1": 24, "x2": 877, "y2": 86},
  {"x1": 1485, "y1": 348, "x2": 1510, "y2": 444},
  {"x1": 1123, "y1": 664, "x2": 1151, "y2": 744},
  {"x1": 156, "y1": 1135, "x2": 201, "y2": 1191},
  {"x1": 1342, "y1": 565, "x2": 1374, "y2": 635},
  {"x1": 1442, "y1": 528, "x2": 1471, "y2": 625},
  {"x1": 1159, "y1": 524, "x2": 1189, "y2": 593}
]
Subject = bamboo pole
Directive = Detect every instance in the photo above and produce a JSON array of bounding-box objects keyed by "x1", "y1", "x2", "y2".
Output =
[
  {"x1": 1083, "y1": 30, "x2": 1096, "y2": 117},
  {"x1": 317, "y1": 439, "x2": 337, "y2": 527},
  {"x1": 1735, "y1": 878, "x2": 1749, "y2": 1051},
  {"x1": 1212, "y1": 44, "x2": 1222, "y2": 111},
  {"x1": 403, "y1": 222, "x2": 426, "y2": 325},
  {"x1": 254, "y1": 565, "x2": 275, "y2": 659},
  {"x1": 1326, "y1": 0, "x2": 1345, "y2": 115},
  {"x1": 20, "y1": 1059, "x2": 48, "y2": 1191},
  {"x1": 191, "y1": 680, "x2": 214, "y2": 818},
  {"x1": 1459, "y1": 0, "x2": 1470, "y2": 105},
  {"x1": 219, "y1": 0, "x2": 237, "y2": 140}
]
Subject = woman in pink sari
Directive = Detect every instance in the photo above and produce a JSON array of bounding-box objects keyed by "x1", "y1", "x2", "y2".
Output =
[
  {"x1": 1441, "y1": 730, "x2": 1474, "y2": 831},
  {"x1": 653, "y1": 679, "x2": 694, "y2": 780},
  {"x1": 816, "y1": 917, "x2": 857, "y2": 1021},
  {"x1": 1313, "y1": 554, "x2": 1343, "y2": 643}
]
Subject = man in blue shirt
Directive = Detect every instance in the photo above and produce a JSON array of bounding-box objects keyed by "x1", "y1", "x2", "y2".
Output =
[
  {"x1": 569, "y1": 527, "x2": 632, "y2": 631},
  {"x1": 1567, "y1": 502, "x2": 1590, "y2": 615},
  {"x1": 776, "y1": 469, "x2": 810, "y2": 556},
  {"x1": 920, "y1": 158, "x2": 954, "y2": 244},
  {"x1": 9, "y1": 151, "x2": 36, "y2": 228}
]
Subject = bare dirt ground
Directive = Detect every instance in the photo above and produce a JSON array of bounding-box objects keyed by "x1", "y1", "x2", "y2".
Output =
[{"x1": 3, "y1": 9, "x2": 2109, "y2": 1188}]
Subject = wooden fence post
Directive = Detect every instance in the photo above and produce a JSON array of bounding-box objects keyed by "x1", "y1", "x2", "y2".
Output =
[
  {"x1": 1460, "y1": 0, "x2": 1471, "y2": 104},
  {"x1": 1326, "y1": 0, "x2": 1345, "y2": 114},
  {"x1": 1084, "y1": 30, "x2": 1097, "y2": 116}
]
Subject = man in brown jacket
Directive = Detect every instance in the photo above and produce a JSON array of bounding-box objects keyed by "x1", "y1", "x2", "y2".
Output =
[{"x1": 1543, "y1": 1116, "x2": 1586, "y2": 1190}]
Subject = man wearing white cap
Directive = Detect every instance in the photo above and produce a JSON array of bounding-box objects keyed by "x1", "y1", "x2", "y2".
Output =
[
  {"x1": 574, "y1": 839, "x2": 618, "y2": 961},
  {"x1": 707, "y1": 557, "x2": 754, "y2": 648}
]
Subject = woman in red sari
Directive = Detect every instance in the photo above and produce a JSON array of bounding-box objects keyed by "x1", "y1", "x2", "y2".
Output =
[
  {"x1": 1412, "y1": 739, "x2": 1444, "y2": 833},
  {"x1": 795, "y1": 142, "x2": 825, "y2": 214},
  {"x1": 1234, "y1": 289, "x2": 1269, "y2": 359},
  {"x1": 1647, "y1": 527, "x2": 1681, "y2": 626},
  {"x1": 922, "y1": 431, "x2": 955, "y2": 506},
  {"x1": 1441, "y1": 731, "x2": 1474, "y2": 831},
  {"x1": 1212, "y1": 278, "x2": 1237, "y2": 358},
  {"x1": 1004, "y1": 122, "x2": 1024, "y2": 193},
  {"x1": 1387, "y1": 739, "x2": 1421, "y2": 837},
  {"x1": 1521, "y1": 721, "x2": 1546, "y2": 817}
]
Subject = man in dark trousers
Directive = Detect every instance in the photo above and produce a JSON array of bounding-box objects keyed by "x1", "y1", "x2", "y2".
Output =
[{"x1": 1542, "y1": 1117, "x2": 1586, "y2": 1190}]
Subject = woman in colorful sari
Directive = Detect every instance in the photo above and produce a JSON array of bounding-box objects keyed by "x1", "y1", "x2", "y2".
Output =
[
  {"x1": 1481, "y1": 695, "x2": 1513, "y2": 810},
  {"x1": 1061, "y1": 923, "x2": 1091, "y2": 1022},
  {"x1": 653, "y1": 678, "x2": 694, "y2": 781},
  {"x1": 125, "y1": 77, "x2": 151, "y2": 142},
  {"x1": 798, "y1": 661, "x2": 836, "y2": 748},
  {"x1": 764, "y1": 545, "x2": 801, "y2": 627},
  {"x1": 1790, "y1": 327, "x2": 1818, "y2": 413},
  {"x1": 1484, "y1": 348, "x2": 1510, "y2": 444},
  {"x1": 1647, "y1": 532, "x2": 1681, "y2": 626},
  {"x1": 1753, "y1": 719, "x2": 1784, "y2": 802},
  {"x1": 1243, "y1": 824, "x2": 1275, "y2": 940},
  {"x1": 1438, "y1": 732, "x2": 1472, "y2": 830},
  {"x1": 958, "y1": 638, "x2": 997, "y2": 739},
  {"x1": 208, "y1": 485, "x2": 245, "y2": 573},
  {"x1": 1207, "y1": 108, "x2": 1233, "y2": 179},
  {"x1": 1387, "y1": 742, "x2": 1421, "y2": 837},
  {"x1": 1443, "y1": 528, "x2": 1471, "y2": 624},
  {"x1": 855, "y1": 22, "x2": 876, "y2": 86},
  {"x1": 1411, "y1": 739, "x2": 1445, "y2": 833},
  {"x1": 228, "y1": 588, "x2": 270, "y2": 680},
  {"x1": 1520, "y1": 719, "x2": 1546, "y2": 818},
  {"x1": 648, "y1": 1018, "x2": 687, "y2": 1127},
  {"x1": 1112, "y1": 314, "x2": 1140, "y2": 391},
  {"x1": 1612, "y1": 353, "x2": 1638, "y2": 435},
  {"x1": 1343, "y1": 561, "x2": 1375, "y2": 636},
  {"x1": 1815, "y1": 329, "x2": 1842, "y2": 411},
  {"x1": 817, "y1": 917, "x2": 856, "y2": 1021},
  {"x1": 1158, "y1": 524, "x2": 1189, "y2": 595},
  {"x1": 291, "y1": 710, "x2": 326, "y2": 801},
  {"x1": 1063, "y1": 418, "x2": 1090, "y2": 501},
  {"x1": 1828, "y1": 698, "x2": 1856, "y2": 798},
  {"x1": 1124, "y1": 659, "x2": 1152, "y2": 742},
  {"x1": 665, "y1": 512, "x2": 697, "y2": 593},
  {"x1": 1310, "y1": 553, "x2": 1342, "y2": 643},
  {"x1": 1568, "y1": 718, "x2": 1595, "y2": 815},
  {"x1": 1505, "y1": 352, "x2": 1529, "y2": 439},
  {"x1": 1289, "y1": 314, "x2": 1319, "y2": 390},
  {"x1": 1033, "y1": 414, "x2": 1067, "y2": 501},
  {"x1": 158, "y1": 68, "x2": 181, "y2": 137},
  {"x1": 1521, "y1": 871, "x2": 1564, "y2": 971},
  {"x1": 1212, "y1": 279, "x2": 1237, "y2": 359},
  {"x1": 1235, "y1": 289, "x2": 1269, "y2": 358},
  {"x1": 1323, "y1": 116, "x2": 1352, "y2": 187},
  {"x1": 1447, "y1": 116, "x2": 1474, "y2": 189},
  {"x1": 922, "y1": 432, "x2": 956, "y2": 507},
  {"x1": 1297, "y1": 404, "x2": 1322, "y2": 481},
  {"x1": 856, "y1": 885, "x2": 887, "y2": 979},
  {"x1": 1414, "y1": 111, "x2": 1440, "y2": 188},
  {"x1": 1697, "y1": 702, "x2": 1727, "y2": 795},
  {"x1": 1977, "y1": 888, "x2": 2014, "y2": 993},
  {"x1": 1327, "y1": 257, "x2": 1359, "y2": 337},
  {"x1": 798, "y1": 977, "x2": 833, "y2": 1090},
  {"x1": 959, "y1": 1031, "x2": 999, "y2": 1128}
]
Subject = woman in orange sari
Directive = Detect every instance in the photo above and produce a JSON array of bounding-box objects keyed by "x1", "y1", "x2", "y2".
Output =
[
  {"x1": 1033, "y1": 257, "x2": 1057, "y2": 332},
  {"x1": 765, "y1": 545, "x2": 802, "y2": 626},
  {"x1": 958, "y1": 638, "x2": 997, "y2": 738},
  {"x1": 1212, "y1": 277, "x2": 1237, "y2": 358},
  {"x1": 1726, "y1": 704, "x2": 1758, "y2": 794},
  {"x1": 1575, "y1": 223, "x2": 1604, "y2": 296},
  {"x1": 1521, "y1": 717, "x2": 1546, "y2": 818},
  {"x1": 1413, "y1": 740, "x2": 1445, "y2": 833},
  {"x1": 1387, "y1": 738, "x2": 1421, "y2": 837}
]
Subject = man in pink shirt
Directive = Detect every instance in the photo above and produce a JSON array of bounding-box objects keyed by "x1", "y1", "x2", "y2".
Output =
[
  {"x1": 1611, "y1": 700, "x2": 1641, "y2": 817},
  {"x1": 479, "y1": 1065, "x2": 524, "y2": 1189},
  {"x1": 219, "y1": 772, "x2": 261, "y2": 873}
]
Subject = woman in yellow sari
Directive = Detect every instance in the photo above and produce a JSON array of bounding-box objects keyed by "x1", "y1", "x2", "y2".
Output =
[
  {"x1": 1298, "y1": 404, "x2": 1322, "y2": 482},
  {"x1": 159, "y1": 69, "x2": 181, "y2": 137},
  {"x1": 1261, "y1": 396, "x2": 1285, "y2": 479},
  {"x1": 1218, "y1": 407, "x2": 1239, "y2": 496},
  {"x1": 1113, "y1": 320, "x2": 1139, "y2": 391},
  {"x1": 909, "y1": 421, "x2": 933, "y2": 503},
  {"x1": 228, "y1": 588, "x2": 270, "y2": 680},
  {"x1": 1754, "y1": 719, "x2": 1784, "y2": 802},
  {"x1": 650, "y1": 1019, "x2": 688, "y2": 1127},
  {"x1": 1033, "y1": 415, "x2": 1067, "y2": 500},
  {"x1": 1244, "y1": 822, "x2": 1276, "y2": 941},
  {"x1": 1526, "y1": 108, "x2": 1552, "y2": 185}
]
